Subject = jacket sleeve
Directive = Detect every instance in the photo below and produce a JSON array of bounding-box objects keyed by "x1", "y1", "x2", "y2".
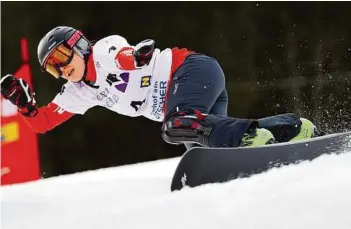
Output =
[
  {"x1": 21, "y1": 102, "x2": 75, "y2": 134},
  {"x1": 21, "y1": 81, "x2": 96, "y2": 134}
]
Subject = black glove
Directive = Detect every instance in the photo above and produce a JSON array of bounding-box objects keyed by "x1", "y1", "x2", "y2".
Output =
[
  {"x1": 0, "y1": 74, "x2": 38, "y2": 117},
  {"x1": 133, "y1": 39, "x2": 155, "y2": 67}
]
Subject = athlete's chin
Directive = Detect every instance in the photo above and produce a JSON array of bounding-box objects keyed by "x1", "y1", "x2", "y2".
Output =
[{"x1": 69, "y1": 74, "x2": 84, "y2": 83}]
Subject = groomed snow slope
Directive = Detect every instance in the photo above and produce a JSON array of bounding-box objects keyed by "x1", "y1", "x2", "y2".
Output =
[{"x1": 2, "y1": 151, "x2": 351, "y2": 229}]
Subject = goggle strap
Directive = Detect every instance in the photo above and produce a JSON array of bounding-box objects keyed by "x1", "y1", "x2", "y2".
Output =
[{"x1": 73, "y1": 47, "x2": 84, "y2": 59}]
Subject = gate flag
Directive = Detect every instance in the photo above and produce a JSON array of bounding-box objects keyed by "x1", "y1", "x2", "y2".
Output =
[{"x1": 1, "y1": 38, "x2": 41, "y2": 185}]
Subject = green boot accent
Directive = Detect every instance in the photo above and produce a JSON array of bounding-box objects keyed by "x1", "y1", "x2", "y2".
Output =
[
  {"x1": 240, "y1": 128, "x2": 276, "y2": 148},
  {"x1": 289, "y1": 118, "x2": 316, "y2": 142}
]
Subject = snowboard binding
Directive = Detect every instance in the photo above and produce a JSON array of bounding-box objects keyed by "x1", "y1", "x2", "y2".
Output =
[{"x1": 239, "y1": 127, "x2": 277, "y2": 147}]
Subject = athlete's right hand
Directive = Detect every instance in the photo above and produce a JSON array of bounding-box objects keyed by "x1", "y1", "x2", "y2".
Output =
[{"x1": 0, "y1": 74, "x2": 38, "y2": 117}]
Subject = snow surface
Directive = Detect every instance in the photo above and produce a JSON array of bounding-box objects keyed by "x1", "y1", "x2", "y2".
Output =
[{"x1": 2, "y1": 149, "x2": 351, "y2": 229}]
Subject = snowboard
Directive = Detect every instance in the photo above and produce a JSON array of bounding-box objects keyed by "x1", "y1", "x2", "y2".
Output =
[{"x1": 171, "y1": 131, "x2": 351, "y2": 191}]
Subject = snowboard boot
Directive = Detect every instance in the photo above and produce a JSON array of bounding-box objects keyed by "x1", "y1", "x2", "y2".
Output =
[
  {"x1": 289, "y1": 118, "x2": 318, "y2": 142},
  {"x1": 239, "y1": 128, "x2": 276, "y2": 148}
]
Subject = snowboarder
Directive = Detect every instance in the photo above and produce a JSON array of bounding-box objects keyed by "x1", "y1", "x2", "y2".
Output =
[{"x1": 1, "y1": 26, "x2": 318, "y2": 148}]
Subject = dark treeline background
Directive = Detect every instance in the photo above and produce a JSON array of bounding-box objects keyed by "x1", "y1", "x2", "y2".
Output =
[{"x1": 2, "y1": 2, "x2": 351, "y2": 178}]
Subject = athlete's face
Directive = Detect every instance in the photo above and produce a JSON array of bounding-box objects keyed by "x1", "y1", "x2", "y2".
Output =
[{"x1": 59, "y1": 52, "x2": 85, "y2": 82}]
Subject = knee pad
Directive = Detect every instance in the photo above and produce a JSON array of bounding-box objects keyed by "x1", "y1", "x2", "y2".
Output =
[{"x1": 161, "y1": 109, "x2": 212, "y2": 147}]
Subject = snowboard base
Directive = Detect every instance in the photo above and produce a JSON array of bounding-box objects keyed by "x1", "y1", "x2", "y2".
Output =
[{"x1": 171, "y1": 131, "x2": 351, "y2": 191}]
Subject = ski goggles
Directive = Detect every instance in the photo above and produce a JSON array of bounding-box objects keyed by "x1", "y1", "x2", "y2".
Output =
[{"x1": 43, "y1": 44, "x2": 74, "y2": 78}]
